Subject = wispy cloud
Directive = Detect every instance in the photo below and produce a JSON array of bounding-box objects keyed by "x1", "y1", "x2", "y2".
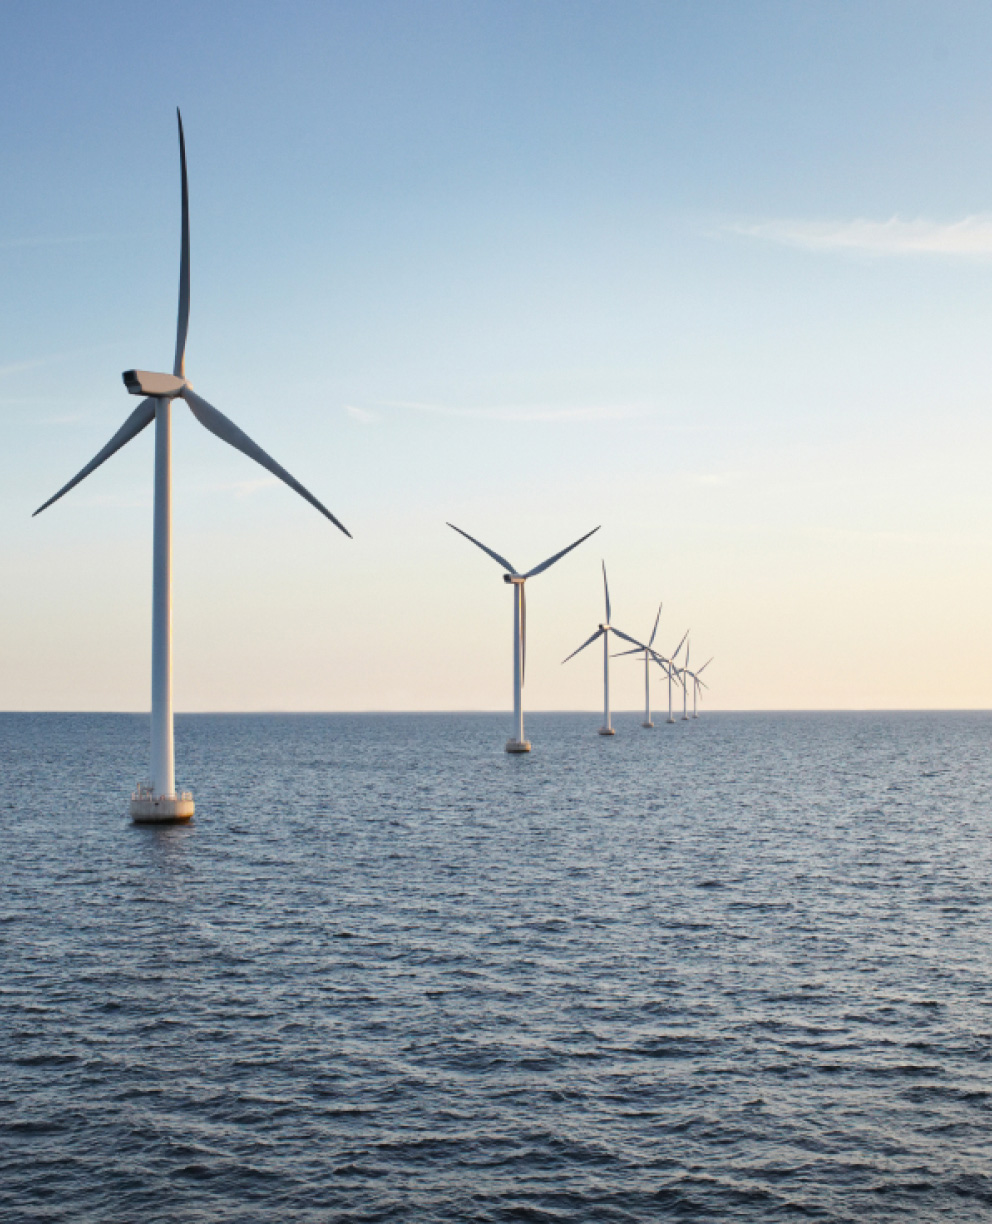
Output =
[
  {"x1": 687, "y1": 472, "x2": 734, "y2": 487},
  {"x1": 344, "y1": 404, "x2": 378, "y2": 424},
  {"x1": 377, "y1": 398, "x2": 647, "y2": 423},
  {"x1": 728, "y1": 215, "x2": 992, "y2": 258}
]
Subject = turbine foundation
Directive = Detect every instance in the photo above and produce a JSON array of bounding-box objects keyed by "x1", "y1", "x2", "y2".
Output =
[
  {"x1": 598, "y1": 727, "x2": 616, "y2": 736},
  {"x1": 505, "y1": 739, "x2": 532, "y2": 754},
  {"x1": 642, "y1": 721, "x2": 654, "y2": 729},
  {"x1": 130, "y1": 785, "x2": 194, "y2": 824}
]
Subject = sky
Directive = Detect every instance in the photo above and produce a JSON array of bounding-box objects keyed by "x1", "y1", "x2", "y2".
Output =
[{"x1": 4, "y1": 0, "x2": 992, "y2": 712}]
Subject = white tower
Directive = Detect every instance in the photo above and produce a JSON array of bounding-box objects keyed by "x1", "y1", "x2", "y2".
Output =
[
  {"x1": 448, "y1": 522, "x2": 599, "y2": 752},
  {"x1": 562, "y1": 562, "x2": 646, "y2": 736}
]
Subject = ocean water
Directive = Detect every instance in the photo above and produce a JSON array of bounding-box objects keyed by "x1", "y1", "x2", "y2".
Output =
[{"x1": 1, "y1": 710, "x2": 991, "y2": 1222}]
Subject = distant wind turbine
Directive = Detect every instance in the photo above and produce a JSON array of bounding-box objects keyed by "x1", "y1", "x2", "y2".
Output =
[
  {"x1": 447, "y1": 522, "x2": 599, "y2": 752},
  {"x1": 651, "y1": 631, "x2": 685, "y2": 724},
  {"x1": 562, "y1": 562, "x2": 645, "y2": 736},
  {"x1": 611, "y1": 602, "x2": 681, "y2": 728},
  {"x1": 33, "y1": 111, "x2": 350, "y2": 823},
  {"x1": 680, "y1": 640, "x2": 692, "y2": 720},
  {"x1": 690, "y1": 657, "x2": 713, "y2": 718}
]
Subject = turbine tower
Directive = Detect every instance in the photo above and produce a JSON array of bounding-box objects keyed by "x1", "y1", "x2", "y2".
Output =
[
  {"x1": 33, "y1": 111, "x2": 350, "y2": 823},
  {"x1": 562, "y1": 562, "x2": 645, "y2": 736},
  {"x1": 447, "y1": 522, "x2": 599, "y2": 752}
]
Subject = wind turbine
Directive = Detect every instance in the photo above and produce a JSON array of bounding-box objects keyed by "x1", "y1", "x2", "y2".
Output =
[
  {"x1": 666, "y1": 636, "x2": 685, "y2": 719},
  {"x1": 680, "y1": 640, "x2": 692, "y2": 720},
  {"x1": 447, "y1": 522, "x2": 599, "y2": 752},
  {"x1": 690, "y1": 657, "x2": 713, "y2": 718},
  {"x1": 33, "y1": 111, "x2": 350, "y2": 823},
  {"x1": 562, "y1": 562, "x2": 645, "y2": 736},
  {"x1": 611, "y1": 603, "x2": 681, "y2": 728}
]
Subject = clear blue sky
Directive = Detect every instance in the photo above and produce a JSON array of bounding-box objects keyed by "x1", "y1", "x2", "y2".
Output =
[{"x1": 4, "y1": 1, "x2": 992, "y2": 711}]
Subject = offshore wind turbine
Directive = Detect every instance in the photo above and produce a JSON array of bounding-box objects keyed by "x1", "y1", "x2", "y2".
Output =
[
  {"x1": 680, "y1": 640, "x2": 692, "y2": 720},
  {"x1": 690, "y1": 657, "x2": 713, "y2": 718},
  {"x1": 665, "y1": 629, "x2": 689, "y2": 724},
  {"x1": 611, "y1": 600, "x2": 678, "y2": 728},
  {"x1": 447, "y1": 522, "x2": 599, "y2": 752},
  {"x1": 562, "y1": 562, "x2": 645, "y2": 736},
  {"x1": 33, "y1": 111, "x2": 350, "y2": 823}
]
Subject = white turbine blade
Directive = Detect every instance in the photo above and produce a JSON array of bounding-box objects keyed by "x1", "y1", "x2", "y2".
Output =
[
  {"x1": 648, "y1": 601, "x2": 662, "y2": 648},
  {"x1": 671, "y1": 629, "x2": 689, "y2": 660},
  {"x1": 602, "y1": 560, "x2": 611, "y2": 623},
  {"x1": 446, "y1": 523, "x2": 517, "y2": 573},
  {"x1": 611, "y1": 646, "x2": 643, "y2": 657},
  {"x1": 697, "y1": 656, "x2": 714, "y2": 675},
  {"x1": 521, "y1": 582, "x2": 526, "y2": 686},
  {"x1": 183, "y1": 388, "x2": 351, "y2": 536},
  {"x1": 609, "y1": 627, "x2": 646, "y2": 651},
  {"x1": 32, "y1": 398, "x2": 156, "y2": 517},
  {"x1": 522, "y1": 525, "x2": 600, "y2": 579},
  {"x1": 561, "y1": 626, "x2": 604, "y2": 665},
  {"x1": 174, "y1": 109, "x2": 190, "y2": 379}
]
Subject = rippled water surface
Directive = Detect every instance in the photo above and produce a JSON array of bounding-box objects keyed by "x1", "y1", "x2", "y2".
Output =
[{"x1": 2, "y1": 711, "x2": 992, "y2": 1221}]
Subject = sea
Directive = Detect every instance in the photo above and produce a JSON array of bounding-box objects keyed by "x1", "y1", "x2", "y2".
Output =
[{"x1": 1, "y1": 711, "x2": 990, "y2": 1222}]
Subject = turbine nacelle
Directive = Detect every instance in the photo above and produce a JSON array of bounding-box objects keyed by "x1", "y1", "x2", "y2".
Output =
[
  {"x1": 503, "y1": 574, "x2": 525, "y2": 585},
  {"x1": 123, "y1": 370, "x2": 188, "y2": 398}
]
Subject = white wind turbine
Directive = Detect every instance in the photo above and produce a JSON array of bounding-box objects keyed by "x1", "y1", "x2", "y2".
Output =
[
  {"x1": 611, "y1": 602, "x2": 681, "y2": 728},
  {"x1": 33, "y1": 111, "x2": 351, "y2": 823},
  {"x1": 689, "y1": 657, "x2": 713, "y2": 718},
  {"x1": 447, "y1": 522, "x2": 599, "y2": 752},
  {"x1": 679, "y1": 640, "x2": 693, "y2": 720},
  {"x1": 562, "y1": 563, "x2": 645, "y2": 736},
  {"x1": 665, "y1": 630, "x2": 689, "y2": 724}
]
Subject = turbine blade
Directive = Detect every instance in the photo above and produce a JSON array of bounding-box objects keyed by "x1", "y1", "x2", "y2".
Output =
[
  {"x1": 697, "y1": 657, "x2": 714, "y2": 675},
  {"x1": 521, "y1": 583, "x2": 526, "y2": 686},
  {"x1": 611, "y1": 647, "x2": 643, "y2": 657},
  {"x1": 522, "y1": 525, "x2": 600, "y2": 579},
  {"x1": 183, "y1": 388, "x2": 351, "y2": 536},
  {"x1": 602, "y1": 560, "x2": 611, "y2": 623},
  {"x1": 446, "y1": 523, "x2": 517, "y2": 573},
  {"x1": 648, "y1": 601, "x2": 662, "y2": 647},
  {"x1": 174, "y1": 109, "x2": 190, "y2": 379},
  {"x1": 671, "y1": 629, "x2": 689, "y2": 660},
  {"x1": 32, "y1": 398, "x2": 156, "y2": 516},
  {"x1": 561, "y1": 627, "x2": 604, "y2": 665},
  {"x1": 609, "y1": 627, "x2": 647, "y2": 652}
]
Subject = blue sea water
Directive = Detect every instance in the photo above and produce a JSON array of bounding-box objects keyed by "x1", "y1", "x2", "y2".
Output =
[{"x1": 1, "y1": 710, "x2": 991, "y2": 1222}]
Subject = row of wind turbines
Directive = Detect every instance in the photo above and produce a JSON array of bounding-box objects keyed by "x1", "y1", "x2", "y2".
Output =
[
  {"x1": 448, "y1": 523, "x2": 712, "y2": 753},
  {"x1": 32, "y1": 112, "x2": 711, "y2": 822}
]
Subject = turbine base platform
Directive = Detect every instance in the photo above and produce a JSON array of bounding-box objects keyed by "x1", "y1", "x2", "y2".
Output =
[
  {"x1": 130, "y1": 787, "x2": 194, "y2": 824},
  {"x1": 667, "y1": 717, "x2": 676, "y2": 724},
  {"x1": 505, "y1": 739, "x2": 532, "y2": 754},
  {"x1": 598, "y1": 727, "x2": 616, "y2": 736},
  {"x1": 642, "y1": 721, "x2": 654, "y2": 729}
]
